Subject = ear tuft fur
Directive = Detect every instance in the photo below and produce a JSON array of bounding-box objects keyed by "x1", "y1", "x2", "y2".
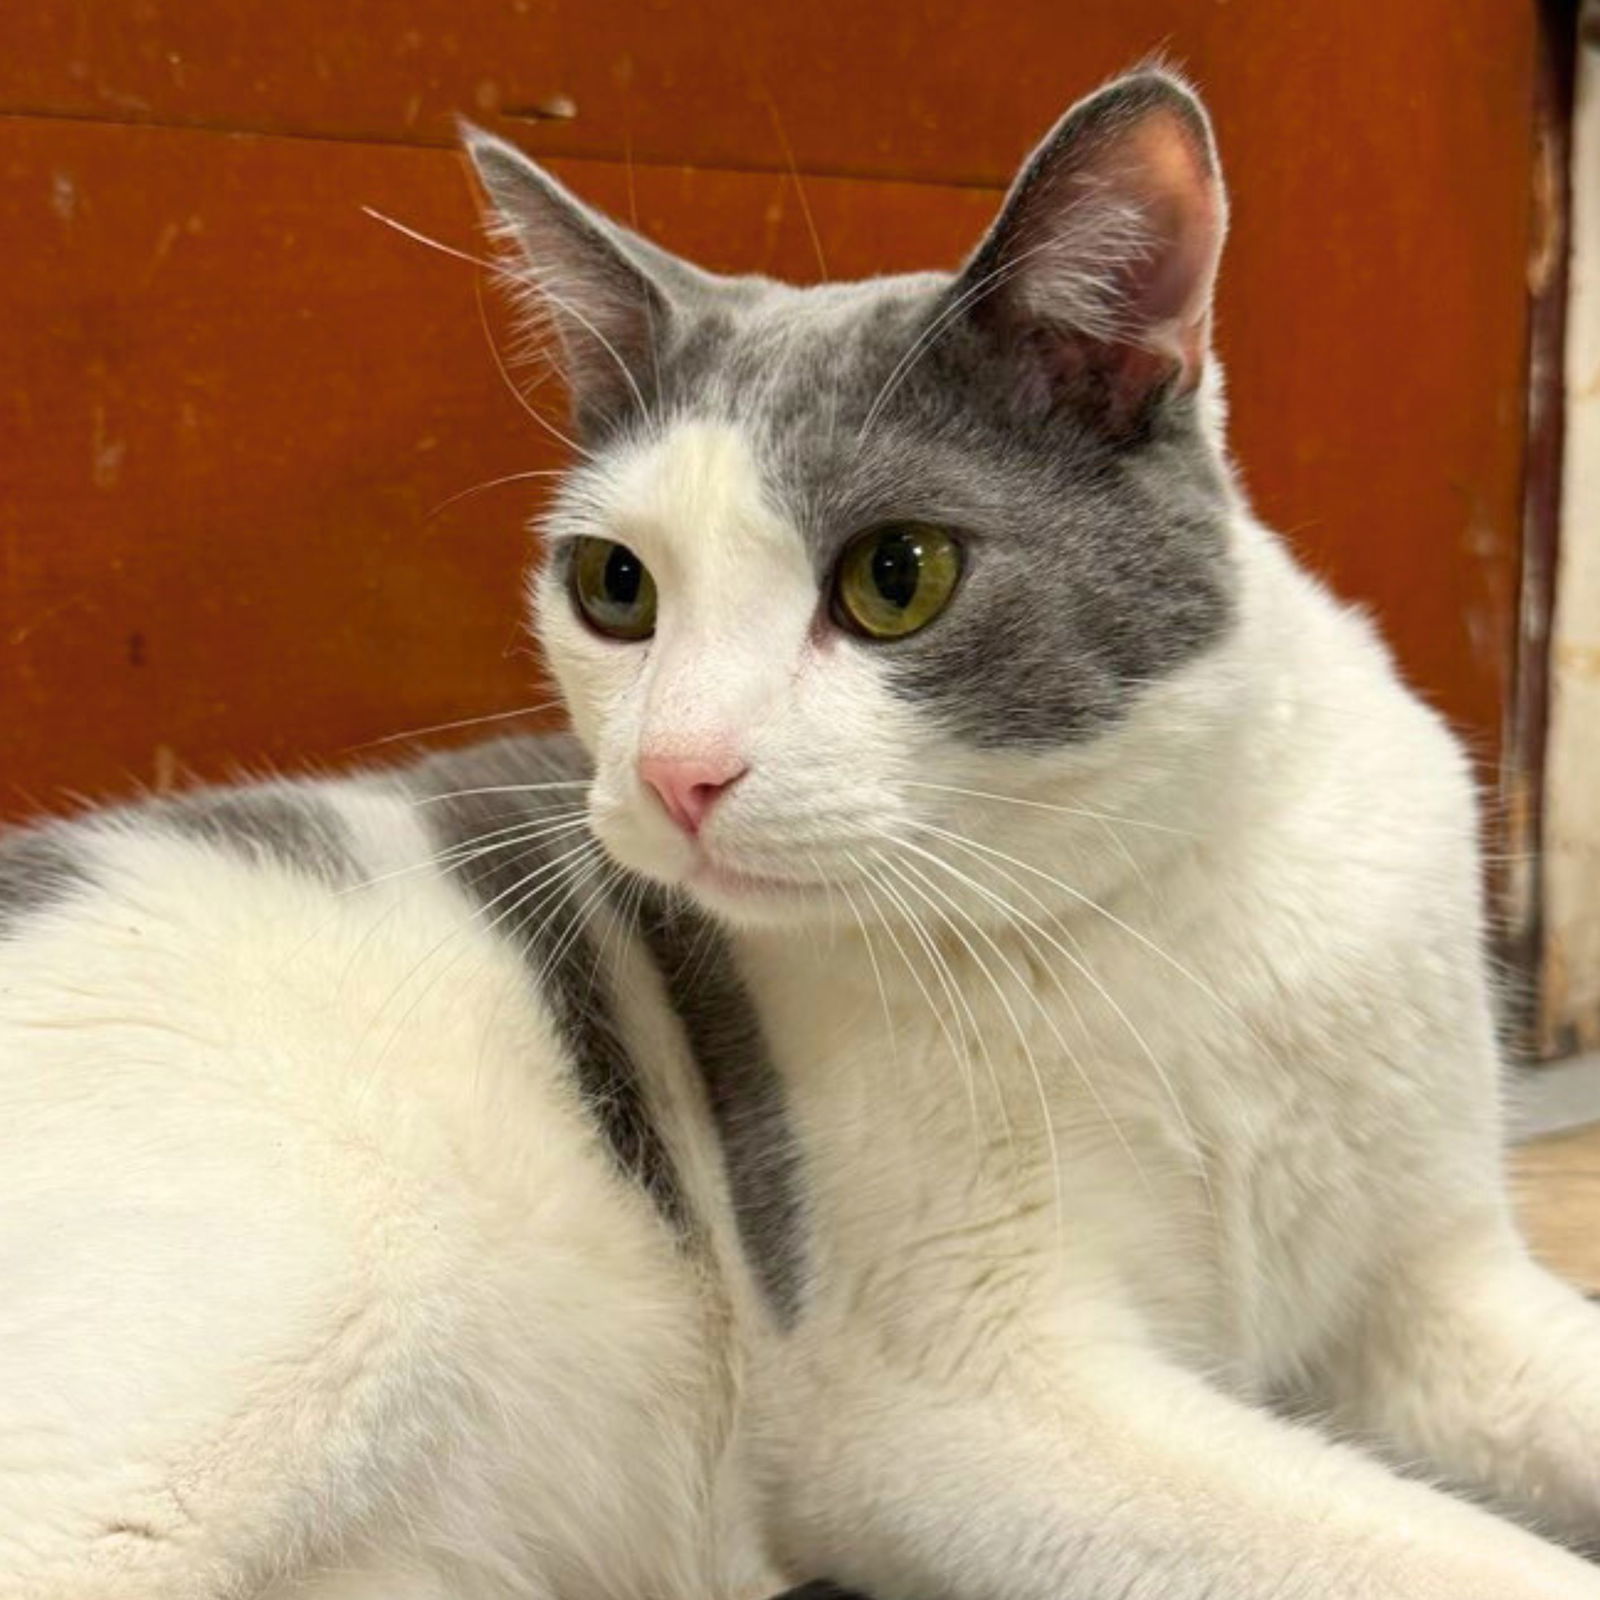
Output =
[{"x1": 462, "y1": 126, "x2": 671, "y2": 434}]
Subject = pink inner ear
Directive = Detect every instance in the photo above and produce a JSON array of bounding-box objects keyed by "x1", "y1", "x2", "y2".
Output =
[
  {"x1": 956, "y1": 79, "x2": 1229, "y2": 432},
  {"x1": 1105, "y1": 111, "x2": 1225, "y2": 390}
]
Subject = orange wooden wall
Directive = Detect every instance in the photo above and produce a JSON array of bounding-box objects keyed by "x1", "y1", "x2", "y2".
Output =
[{"x1": 0, "y1": 2, "x2": 1542, "y2": 824}]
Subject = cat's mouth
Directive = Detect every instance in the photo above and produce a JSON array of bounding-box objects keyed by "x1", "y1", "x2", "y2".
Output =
[
  {"x1": 675, "y1": 846, "x2": 859, "y2": 923},
  {"x1": 688, "y1": 857, "x2": 830, "y2": 902},
  {"x1": 590, "y1": 790, "x2": 849, "y2": 918}
]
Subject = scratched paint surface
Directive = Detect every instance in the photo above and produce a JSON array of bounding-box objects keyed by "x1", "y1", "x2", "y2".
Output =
[{"x1": 0, "y1": 1, "x2": 1539, "y2": 824}]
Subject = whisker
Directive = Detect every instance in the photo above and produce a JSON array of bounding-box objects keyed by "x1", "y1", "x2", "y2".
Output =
[
  {"x1": 908, "y1": 822, "x2": 1221, "y2": 1224},
  {"x1": 591, "y1": 862, "x2": 648, "y2": 1004},
  {"x1": 569, "y1": 864, "x2": 633, "y2": 998},
  {"x1": 351, "y1": 699, "x2": 566, "y2": 751},
  {"x1": 362, "y1": 206, "x2": 644, "y2": 449},
  {"x1": 879, "y1": 850, "x2": 1065, "y2": 1235},
  {"x1": 762, "y1": 90, "x2": 829, "y2": 282},
  {"x1": 839, "y1": 879, "x2": 899, "y2": 1073},
  {"x1": 527, "y1": 851, "x2": 618, "y2": 990},
  {"x1": 647, "y1": 888, "x2": 709, "y2": 993},
  {"x1": 917, "y1": 820, "x2": 1268, "y2": 1055},
  {"x1": 857, "y1": 238, "x2": 1061, "y2": 441},
  {"x1": 862, "y1": 853, "x2": 1002, "y2": 1140},
  {"x1": 469, "y1": 835, "x2": 605, "y2": 937},
  {"x1": 424, "y1": 468, "x2": 569, "y2": 524},
  {"x1": 621, "y1": 128, "x2": 666, "y2": 407},
  {"x1": 500, "y1": 263, "x2": 652, "y2": 426},
  {"x1": 339, "y1": 811, "x2": 592, "y2": 897},
  {"x1": 361, "y1": 204, "x2": 511, "y2": 277},
  {"x1": 1094, "y1": 814, "x2": 1153, "y2": 899},
  {"x1": 676, "y1": 898, "x2": 728, "y2": 997},
  {"x1": 888, "y1": 834, "x2": 1157, "y2": 1205},
  {"x1": 409, "y1": 781, "x2": 591, "y2": 805},
  {"x1": 349, "y1": 836, "x2": 602, "y2": 1094},
  {"x1": 383, "y1": 841, "x2": 614, "y2": 1092},
  {"x1": 807, "y1": 850, "x2": 844, "y2": 956},
  {"x1": 849, "y1": 853, "x2": 981, "y2": 1134},
  {"x1": 473, "y1": 272, "x2": 594, "y2": 461},
  {"x1": 903, "y1": 780, "x2": 1197, "y2": 837}
]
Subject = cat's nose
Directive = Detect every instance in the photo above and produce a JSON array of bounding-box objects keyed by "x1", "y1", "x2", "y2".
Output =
[{"x1": 639, "y1": 752, "x2": 748, "y2": 837}]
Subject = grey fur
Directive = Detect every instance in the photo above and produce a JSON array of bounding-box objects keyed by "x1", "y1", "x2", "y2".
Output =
[
  {"x1": 0, "y1": 827, "x2": 91, "y2": 938},
  {"x1": 639, "y1": 897, "x2": 808, "y2": 1328},
  {"x1": 482, "y1": 70, "x2": 1237, "y2": 749},
  {"x1": 641, "y1": 290, "x2": 1233, "y2": 747},
  {"x1": 765, "y1": 1585, "x2": 871, "y2": 1600},
  {"x1": 466, "y1": 126, "x2": 727, "y2": 438},
  {"x1": 159, "y1": 787, "x2": 359, "y2": 886},
  {"x1": 406, "y1": 736, "x2": 692, "y2": 1236},
  {"x1": 404, "y1": 734, "x2": 808, "y2": 1322}
]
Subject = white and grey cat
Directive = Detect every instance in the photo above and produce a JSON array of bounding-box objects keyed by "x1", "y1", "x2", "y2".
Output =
[{"x1": 4, "y1": 69, "x2": 1600, "y2": 1600}]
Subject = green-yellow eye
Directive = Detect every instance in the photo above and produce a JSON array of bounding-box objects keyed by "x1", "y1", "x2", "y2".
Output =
[
  {"x1": 833, "y1": 523, "x2": 962, "y2": 641},
  {"x1": 569, "y1": 536, "x2": 658, "y2": 641}
]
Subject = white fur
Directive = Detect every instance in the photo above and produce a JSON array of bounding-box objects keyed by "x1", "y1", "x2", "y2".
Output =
[
  {"x1": 5, "y1": 417, "x2": 1600, "y2": 1600},
  {"x1": 0, "y1": 798, "x2": 752, "y2": 1597}
]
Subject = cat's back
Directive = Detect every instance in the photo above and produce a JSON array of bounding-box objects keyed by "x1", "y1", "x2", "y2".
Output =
[{"x1": 0, "y1": 738, "x2": 735, "y2": 1600}]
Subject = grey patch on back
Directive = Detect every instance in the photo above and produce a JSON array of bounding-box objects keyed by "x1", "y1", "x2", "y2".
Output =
[
  {"x1": 158, "y1": 787, "x2": 359, "y2": 885},
  {"x1": 639, "y1": 893, "x2": 808, "y2": 1329},
  {"x1": 0, "y1": 826, "x2": 92, "y2": 938},
  {"x1": 404, "y1": 733, "x2": 807, "y2": 1317},
  {"x1": 407, "y1": 734, "x2": 692, "y2": 1236}
]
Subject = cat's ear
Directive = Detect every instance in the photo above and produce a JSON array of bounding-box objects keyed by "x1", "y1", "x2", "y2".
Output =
[
  {"x1": 956, "y1": 70, "x2": 1227, "y2": 436},
  {"x1": 463, "y1": 127, "x2": 699, "y2": 430}
]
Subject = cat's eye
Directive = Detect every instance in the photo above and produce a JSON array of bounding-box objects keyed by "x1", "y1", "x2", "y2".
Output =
[
  {"x1": 569, "y1": 536, "x2": 658, "y2": 641},
  {"x1": 832, "y1": 523, "x2": 962, "y2": 641}
]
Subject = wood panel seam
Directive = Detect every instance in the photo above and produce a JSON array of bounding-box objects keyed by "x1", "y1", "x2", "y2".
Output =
[{"x1": 0, "y1": 106, "x2": 1009, "y2": 194}]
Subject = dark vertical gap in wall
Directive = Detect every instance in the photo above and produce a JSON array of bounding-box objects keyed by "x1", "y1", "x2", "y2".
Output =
[{"x1": 1504, "y1": 0, "x2": 1577, "y2": 1061}]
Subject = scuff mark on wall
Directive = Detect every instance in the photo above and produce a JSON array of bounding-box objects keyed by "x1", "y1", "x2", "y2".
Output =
[
  {"x1": 50, "y1": 170, "x2": 77, "y2": 224},
  {"x1": 90, "y1": 403, "x2": 127, "y2": 490},
  {"x1": 140, "y1": 219, "x2": 182, "y2": 287}
]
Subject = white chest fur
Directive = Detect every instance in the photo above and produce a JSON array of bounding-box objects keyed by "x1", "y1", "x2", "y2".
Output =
[{"x1": 734, "y1": 527, "x2": 1504, "y2": 1406}]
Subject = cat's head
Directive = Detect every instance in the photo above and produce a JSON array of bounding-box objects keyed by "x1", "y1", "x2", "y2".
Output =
[{"x1": 466, "y1": 71, "x2": 1245, "y2": 929}]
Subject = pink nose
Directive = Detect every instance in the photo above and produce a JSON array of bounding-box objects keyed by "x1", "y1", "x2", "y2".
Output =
[{"x1": 639, "y1": 752, "x2": 748, "y2": 837}]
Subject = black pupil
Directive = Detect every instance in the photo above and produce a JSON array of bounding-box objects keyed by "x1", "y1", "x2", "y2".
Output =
[
  {"x1": 871, "y1": 532, "x2": 922, "y2": 609},
  {"x1": 604, "y1": 545, "x2": 643, "y2": 608}
]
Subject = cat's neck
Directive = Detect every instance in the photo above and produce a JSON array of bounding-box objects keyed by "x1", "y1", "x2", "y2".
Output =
[{"x1": 726, "y1": 515, "x2": 1338, "y2": 999}]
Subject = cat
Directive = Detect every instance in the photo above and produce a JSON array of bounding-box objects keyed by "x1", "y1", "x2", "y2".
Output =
[{"x1": 4, "y1": 65, "x2": 1600, "y2": 1600}]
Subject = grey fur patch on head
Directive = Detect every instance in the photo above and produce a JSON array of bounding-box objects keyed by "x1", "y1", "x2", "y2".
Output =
[
  {"x1": 158, "y1": 787, "x2": 359, "y2": 886},
  {"x1": 476, "y1": 69, "x2": 1238, "y2": 751},
  {"x1": 643, "y1": 284, "x2": 1234, "y2": 747},
  {"x1": 0, "y1": 826, "x2": 92, "y2": 938},
  {"x1": 639, "y1": 896, "x2": 808, "y2": 1328},
  {"x1": 406, "y1": 735, "x2": 693, "y2": 1236}
]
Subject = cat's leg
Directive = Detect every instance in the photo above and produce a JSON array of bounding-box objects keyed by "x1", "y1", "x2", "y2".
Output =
[
  {"x1": 0, "y1": 1067, "x2": 483, "y2": 1600},
  {"x1": 1322, "y1": 1212, "x2": 1600, "y2": 1552},
  {"x1": 768, "y1": 1338, "x2": 1600, "y2": 1600},
  {"x1": 0, "y1": 816, "x2": 721, "y2": 1600},
  {"x1": 0, "y1": 1023, "x2": 714, "y2": 1600}
]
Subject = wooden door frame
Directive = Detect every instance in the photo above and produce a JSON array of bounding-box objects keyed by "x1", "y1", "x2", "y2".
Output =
[{"x1": 1516, "y1": 0, "x2": 1600, "y2": 1135}]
